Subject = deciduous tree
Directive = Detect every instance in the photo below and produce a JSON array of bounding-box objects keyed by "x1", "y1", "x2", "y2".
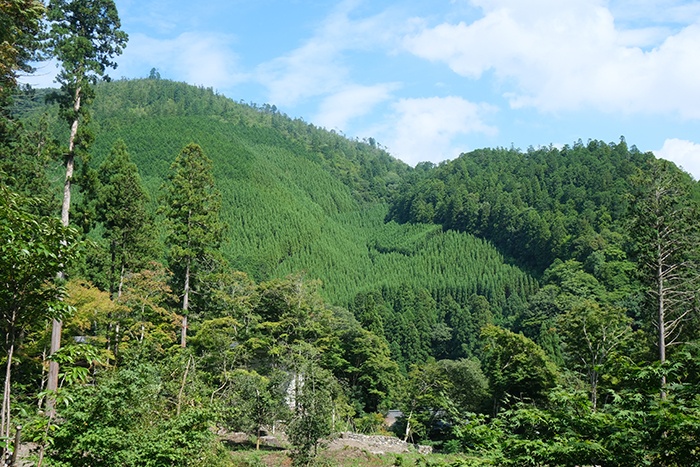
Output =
[
  {"x1": 558, "y1": 300, "x2": 632, "y2": 410},
  {"x1": 0, "y1": 186, "x2": 79, "y2": 444}
]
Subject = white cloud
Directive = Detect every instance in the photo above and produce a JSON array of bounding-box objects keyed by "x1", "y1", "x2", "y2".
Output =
[
  {"x1": 256, "y1": 0, "x2": 404, "y2": 107},
  {"x1": 314, "y1": 83, "x2": 399, "y2": 131},
  {"x1": 256, "y1": 40, "x2": 346, "y2": 107},
  {"x1": 118, "y1": 32, "x2": 247, "y2": 89},
  {"x1": 655, "y1": 138, "x2": 700, "y2": 180},
  {"x1": 378, "y1": 96, "x2": 497, "y2": 166},
  {"x1": 403, "y1": 0, "x2": 700, "y2": 118}
]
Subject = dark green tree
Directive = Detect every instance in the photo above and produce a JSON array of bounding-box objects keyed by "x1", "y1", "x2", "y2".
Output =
[
  {"x1": 46, "y1": 0, "x2": 128, "y2": 228},
  {"x1": 481, "y1": 324, "x2": 558, "y2": 413},
  {"x1": 95, "y1": 139, "x2": 155, "y2": 298},
  {"x1": 0, "y1": 0, "x2": 44, "y2": 105},
  {"x1": 161, "y1": 143, "x2": 224, "y2": 347}
]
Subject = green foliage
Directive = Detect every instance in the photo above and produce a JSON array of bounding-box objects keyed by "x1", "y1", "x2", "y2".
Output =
[
  {"x1": 0, "y1": 0, "x2": 44, "y2": 104},
  {"x1": 94, "y1": 139, "x2": 156, "y2": 294},
  {"x1": 46, "y1": 0, "x2": 128, "y2": 88},
  {"x1": 161, "y1": 142, "x2": 224, "y2": 316},
  {"x1": 0, "y1": 186, "x2": 80, "y2": 328},
  {"x1": 481, "y1": 325, "x2": 559, "y2": 412},
  {"x1": 557, "y1": 300, "x2": 633, "y2": 409},
  {"x1": 48, "y1": 362, "x2": 223, "y2": 466},
  {"x1": 0, "y1": 185, "x2": 80, "y2": 440},
  {"x1": 287, "y1": 355, "x2": 340, "y2": 467},
  {"x1": 388, "y1": 140, "x2": 653, "y2": 275}
]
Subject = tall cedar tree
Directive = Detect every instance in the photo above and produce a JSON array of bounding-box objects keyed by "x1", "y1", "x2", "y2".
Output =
[
  {"x1": 45, "y1": 0, "x2": 127, "y2": 398},
  {"x1": 630, "y1": 159, "x2": 700, "y2": 394},
  {"x1": 162, "y1": 143, "x2": 224, "y2": 347},
  {"x1": 96, "y1": 139, "x2": 154, "y2": 298}
]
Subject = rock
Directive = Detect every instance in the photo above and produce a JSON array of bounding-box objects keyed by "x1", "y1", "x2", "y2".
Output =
[{"x1": 327, "y1": 432, "x2": 432, "y2": 455}]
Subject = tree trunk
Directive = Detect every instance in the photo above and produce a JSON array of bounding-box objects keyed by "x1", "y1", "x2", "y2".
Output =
[
  {"x1": 658, "y1": 248, "x2": 667, "y2": 398},
  {"x1": 49, "y1": 85, "x2": 82, "y2": 410},
  {"x1": 2, "y1": 322, "x2": 16, "y2": 442},
  {"x1": 181, "y1": 259, "x2": 190, "y2": 348},
  {"x1": 46, "y1": 318, "x2": 61, "y2": 416},
  {"x1": 176, "y1": 356, "x2": 192, "y2": 416},
  {"x1": 117, "y1": 264, "x2": 125, "y2": 300}
]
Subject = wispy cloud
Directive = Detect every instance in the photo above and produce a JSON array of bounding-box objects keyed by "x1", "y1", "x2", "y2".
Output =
[
  {"x1": 118, "y1": 32, "x2": 247, "y2": 89},
  {"x1": 314, "y1": 83, "x2": 400, "y2": 131},
  {"x1": 377, "y1": 96, "x2": 498, "y2": 166},
  {"x1": 403, "y1": 0, "x2": 700, "y2": 118},
  {"x1": 655, "y1": 138, "x2": 700, "y2": 180},
  {"x1": 255, "y1": 0, "x2": 404, "y2": 107}
]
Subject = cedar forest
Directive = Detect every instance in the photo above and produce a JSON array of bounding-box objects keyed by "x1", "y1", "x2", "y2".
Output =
[{"x1": 2, "y1": 1, "x2": 700, "y2": 466}]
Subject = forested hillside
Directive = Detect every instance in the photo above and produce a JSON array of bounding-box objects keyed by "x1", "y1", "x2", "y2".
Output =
[
  {"x1": 3, "y1": 6, "x2": 700, "y2": 463},
  {"x1": 15, "y1": 78, "x2": 541, "y2": 368}
]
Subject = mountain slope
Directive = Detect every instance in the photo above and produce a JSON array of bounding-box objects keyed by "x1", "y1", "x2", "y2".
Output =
[{"x1": 18, "y1": 78, "x2": 538, "y2": 365}]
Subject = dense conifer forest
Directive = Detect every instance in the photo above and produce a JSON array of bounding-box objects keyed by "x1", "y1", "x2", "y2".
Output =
[{"x1": 2, "y1": 2, "x2": 700, "y2": 465}]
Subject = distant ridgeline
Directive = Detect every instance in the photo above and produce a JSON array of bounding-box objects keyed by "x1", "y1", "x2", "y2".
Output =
[{"x1": 15, "y1": 78, "x2": 686, "y2": 368}]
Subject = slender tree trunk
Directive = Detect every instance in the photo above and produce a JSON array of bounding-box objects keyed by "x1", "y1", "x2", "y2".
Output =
[
  {"x1": 2, "y1": 322, "x2": 16, "y2": 442},
  {"x1": 403, "y1": 408, "x2": 413, "y2": 442},
  {"x1": 658, "y1": 248, "x2": 667, "y2": 398},
  {"x1": 176, "y1": 356, "x2": 192, "y2": 416},
  {"x1": 117, "y1": 264, "x2": 125, "y2": 300},
  {"x1": 114, "y1": 322, "x2": 120, "y2": 360},
  {"x1": 46, "y1": 318, "x2": 61, "y2": 416},
  {"x1": 49, "y1": 85, "x2": 82, "y2": 411},
  {"x1": 181, "y1": 259, "x2": 190, "y2": 348},
  {"x1": 590, "y1": 371, "x2": 598, "y2": 412}
]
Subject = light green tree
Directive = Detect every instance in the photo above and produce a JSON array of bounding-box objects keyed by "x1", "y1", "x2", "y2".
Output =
[
  {"x1": 0, "y1": 186, "x2": 79, "y2": 445},
  {"x1": 557, "y1": 300, "x2": 632, "y2": 410}
]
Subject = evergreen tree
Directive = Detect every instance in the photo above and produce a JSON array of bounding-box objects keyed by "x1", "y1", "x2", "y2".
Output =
[
  {"x1": 161, "y1": 143, "x2": 224, "y2": 347},
  {"x1": 0, "y1": 0, "x2": 44, "y2": 105},
  {"x1": 46, "y1": 0, "x2": 128, "y2": 228},
  {"x1": 95, "y1": 139, "x2": 155, "y2": 297}
]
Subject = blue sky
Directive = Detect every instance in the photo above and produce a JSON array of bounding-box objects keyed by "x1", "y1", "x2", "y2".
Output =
[{"x1": 28, "y1": 0, "x2": 700, "y2": 177}]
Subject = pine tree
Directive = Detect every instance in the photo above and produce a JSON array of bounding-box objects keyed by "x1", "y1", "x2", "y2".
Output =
[{"x1": 161, "y1": 143, "x2": 224, "y2": 347}]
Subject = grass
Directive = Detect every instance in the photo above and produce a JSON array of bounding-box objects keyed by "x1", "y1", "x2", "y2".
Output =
[{"x1": 224, "y1": 447, "x2": 478, "y2": 467}]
